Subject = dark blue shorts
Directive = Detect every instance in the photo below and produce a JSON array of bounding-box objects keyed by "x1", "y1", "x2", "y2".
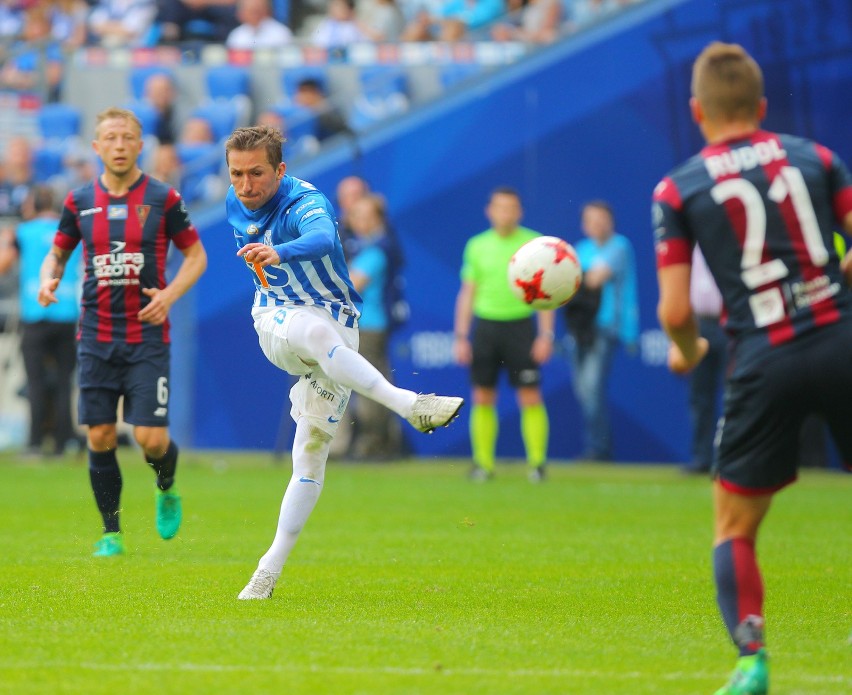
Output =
[
  {"x1": 77, "y1": 341, "x2": 171, "y2": 427},
  {"x1": 717, "y1": 320, "x2": 852, "y2": 494},
  {"x1": 471, "y1": 316, "x2": 541, "y2": 389}
]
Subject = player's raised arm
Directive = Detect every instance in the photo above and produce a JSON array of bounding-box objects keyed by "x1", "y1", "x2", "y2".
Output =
[{"x1": 37, "y1": 244, "x2": 72, "y2": 307}]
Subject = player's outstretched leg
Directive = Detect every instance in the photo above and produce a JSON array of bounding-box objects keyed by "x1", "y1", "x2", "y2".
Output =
[
  {"x1": 239, "y1": 420, "x2": 330, "y2": 600},
  {"x1": 288, "y1": 312, "x2": 464, "y2": 432}
]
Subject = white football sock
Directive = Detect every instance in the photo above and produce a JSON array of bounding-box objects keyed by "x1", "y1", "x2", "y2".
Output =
[
  {"x1": 288, "y1": 312, "x2": 417, "y2": 417},
  {"x1": 257, "y1": 419, "x2": 329, "y2": 574}
]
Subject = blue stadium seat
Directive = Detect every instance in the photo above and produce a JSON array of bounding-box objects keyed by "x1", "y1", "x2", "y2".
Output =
[
  {"x1": 271, "y1": 104, "x2": 319, "y2": 160},
  {"x1": 439, "y1": 63, "x2": 482, "y2": 90},
  {"x1": 205, "y1": 65, "x2": 251, "y2": 101},
  {"x1": 129, "y1": 66, "x2": 175, "y2": 100},
  {"x1": 124, "y1": 100, "x2": 159, "y2": 137},
  {"x1": 33, "y1": 144, "x2": 66, "y2": 182},
  {"x1": 37, "y1": 103, "x2": 81, "y2": 141},
  {"x1": 348, "y1": 66, "x2": 409, "y2": 132},
  {"x1": 176, "y1": 142, "x2": 223, "y2": 205},
  {"x1": 190, "y1": 102, "x2": 240, "y2": 143}
]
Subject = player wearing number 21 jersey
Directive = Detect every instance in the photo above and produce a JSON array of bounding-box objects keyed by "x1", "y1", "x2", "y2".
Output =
[{"x1": 653, "y1": 42, "x2": 852, "y2": 695}]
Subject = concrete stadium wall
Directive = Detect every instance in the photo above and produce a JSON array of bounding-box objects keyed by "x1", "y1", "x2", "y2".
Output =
[{"x1": 184, "y1": 0, "x2": 852, "y2": 461}]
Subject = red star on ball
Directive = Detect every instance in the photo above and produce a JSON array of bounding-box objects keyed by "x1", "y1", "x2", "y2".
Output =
[
  {"x1": 515, "y1": 269, "x2": 552, "y2": 304},
  {"x1": 546, "y1": 239, "x2": 575, "y2": 264}
]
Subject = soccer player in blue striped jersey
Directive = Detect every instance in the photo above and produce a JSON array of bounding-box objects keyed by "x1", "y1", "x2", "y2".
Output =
[
  {"x1": 654, "y1": 43, "x2": 852, "y2": 695},
  {"x1": 224, "y1": 126, "x2": 464, "y2": 600}
]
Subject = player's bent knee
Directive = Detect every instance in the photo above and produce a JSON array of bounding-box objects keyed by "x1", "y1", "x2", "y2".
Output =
[
  {"x1": 87, "y1": 424, "x2": 118, "y2": 451},
  {"x1": 134, "y1": 426, "x2": 170, "y2": 458}
]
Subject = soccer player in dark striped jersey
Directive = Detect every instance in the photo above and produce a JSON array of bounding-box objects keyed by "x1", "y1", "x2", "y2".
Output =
[
  {"x1": 653, "y1": 43, "x2": 852, "y2": 695},
  {"x1": 224, "y1": 126, "x2": 464, "y2": 600},
  {"x1": 37, "y1": 107, "x2": 208, "y2": 558}
]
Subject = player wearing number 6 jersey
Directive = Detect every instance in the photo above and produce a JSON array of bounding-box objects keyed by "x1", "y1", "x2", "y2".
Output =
[
  {"x1": 37, "y1": 108, "x2": 208, "y2": 557},
  {"x1": 224, "y1": 126, "x2": 464, "y2": 600},
  {"x1": 653, "y1": 43, "x2": 852, "y2": 695}
]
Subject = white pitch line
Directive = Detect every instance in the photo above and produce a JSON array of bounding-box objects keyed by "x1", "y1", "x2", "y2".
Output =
[{"x1": 0, "y1": 662, "x2": 849, "y2": 685}]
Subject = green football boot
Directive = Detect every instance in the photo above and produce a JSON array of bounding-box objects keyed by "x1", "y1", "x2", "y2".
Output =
[
  {"x1": 714, "y1": 649, "x2": 769, "y2": 695},
  {"x1": 155, "y1": 486, "x2": 182, "y2": 540},
  {"x1": 93, "y1": 532, "x2": 124, "y2": 557}
]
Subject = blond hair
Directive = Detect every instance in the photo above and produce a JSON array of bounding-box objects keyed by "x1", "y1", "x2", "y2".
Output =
[
  {"x1": 225, "y1": 125, "x2": 284, "y2": 169},
  {"x1": 691, "y1": 42, "x2": 763, "y2": 122},
  {"x1": 95, "y1": 107, "x2": 143, "y2": 137}
]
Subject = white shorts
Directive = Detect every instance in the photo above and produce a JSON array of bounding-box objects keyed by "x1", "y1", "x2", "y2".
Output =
[{"x1": 253, "y1": 305, "x2": 359, "y2": 436}]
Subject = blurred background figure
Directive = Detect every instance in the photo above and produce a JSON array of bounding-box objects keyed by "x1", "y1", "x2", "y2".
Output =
[
  {"x1": 0, "y1": 185, "x2": 82, "y2": 458},
  {"x1": 293, "y1": 77, "x2": 350, "y2": 141},
  {"x1": 568, "y1": 200, "x2": 638, "y2": 462},
  {"x1": 45, "y1": 0, "x2": 89, "y2": 52},
  {"x1": 311, "y1": 0, "x2": 366, "y2": 50},
  {"x1": 490, "y1": 0, "x2": 562, "y2": 44},
  {"x1": 683, "y1": 245, "x2": 725, "y2": 474},
  {"x1": 336, "y1": 174, "x2": 371, "y2": 258},
  {"x1": 87, "y1": 0, "x2": 158, "y2": 47},
  {"x1": 358, "y1": 0, "x2": 405, "y2": 42},
  {"x1": 143, "y1": 72, "x2": 179, "y2": 146},
  {"x1": 345, "y1": 193, "x2": 405, "y2": 459},
  {"x1": 226, "y1": 0, "x2": 293, "y2": 49},
  {"x1": 156, "y1": 0, "x2": 239, "y2": 44},
  {"x1": 0, "y1": 136, "x2": 36, "y2": 219},
  {"x1": 0, "y1": 5, "x2": 65, "y2": 102}
]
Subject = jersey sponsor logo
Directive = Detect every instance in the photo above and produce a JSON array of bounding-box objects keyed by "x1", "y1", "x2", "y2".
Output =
[
  {"x1": 107, "y1": 205, "x2": 128, "y2": 220},
  {"x1": 298, "y1": 476, "x2": 321, "y2": 485},
  {"x1": 136, "y1": 204, "x2": 151, "y2": 227},
  {"x1": 79, "y1": 206, "x2": 103, "y2": 217},
  {"x1": 308, "y1": 377, "x2": 335, "y2": 402},
  {"x1": 327, "y1": 345, "x2": 341, "y2": 359},
  {"x1": 327, "y1": 416, "x2": 340, "y2": 423},
  {"x1": 704, "y1": 140, "x2": 786, "y2": 180},
  {"x1": 300, "y1": 208, "x2": 324, "y2": 222},
  {"x1": 153, "y1": 406, "x2": 168, "y2": 417},
  {"x1": 293, "y1": 201, "x2": 312, "y2": 215},
  {"x1": 93, "y1": 240, "x2": 144, "y2": 287}
]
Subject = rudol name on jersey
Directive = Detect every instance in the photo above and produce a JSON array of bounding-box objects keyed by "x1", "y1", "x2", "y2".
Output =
[{"x1": 704, "y1": 139, "x2": 786, "y2": 180}]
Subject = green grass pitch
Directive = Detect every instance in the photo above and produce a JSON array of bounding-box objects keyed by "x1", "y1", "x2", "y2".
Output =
[{"x1": 0, "y1": 451, "x2": 849, "y2": 694}]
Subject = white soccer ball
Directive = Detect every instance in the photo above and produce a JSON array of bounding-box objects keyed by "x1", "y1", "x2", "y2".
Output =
[{"x1": 508, "y1": 236, "x2": 583, "y2": 310}]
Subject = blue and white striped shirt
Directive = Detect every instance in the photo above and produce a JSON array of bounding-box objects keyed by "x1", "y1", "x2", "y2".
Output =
[{"x1": 226, "y1": 176, "x2": 362, "y2": 328}]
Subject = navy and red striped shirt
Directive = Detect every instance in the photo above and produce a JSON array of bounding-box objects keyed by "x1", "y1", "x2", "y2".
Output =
[
  {"x1": 54, "y1": 174, "x2": 200, "y2": 344},
  {"x1": 653, "y1": 129, "x2": 852, "y2": 359}
]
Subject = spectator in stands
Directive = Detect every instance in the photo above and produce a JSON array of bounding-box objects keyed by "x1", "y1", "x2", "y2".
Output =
[
  {"x1": 88, "y1": 0, "x2": 158, "y2": 47},
  {"x1": 358, "y1": 0, "x2": 405, "y2": 42},
  {"x1": 490, "y1": 0, "x2": 562, "y2": 44},
  {"x1": 0, "y1": 136, "x2": 35, "y2": 219},
  {"x1": 46, "y1": 0, "x2": 89, "y2": 51},
  {"x1": 0, "y1": 1, "x2": 24, "y2": 40},
  {"x1": 565, "y1": 0, "x2": 619, "y2": 31},
  {"x1": 175, "y1": 116, "x2": 227, "y2": 203},
  {"x1": 156, "y1": 0, "x2": 238, "y2": 44},
  {"x1": 293, "y1": 77, "x2": 351, "y2": 141},
  {"x1": 0, "y1": 5, "x2": 65, "y2": 102},
  {"x1": 0, "y1": 185, "x2": 82, "y2": 457},
  {"x1": 402, "y1": 0, "x2": 503, "y2": 41},
  {"x1": 55, "y1": 146, "x2": 98, "y2": 198},
  {"x1": 180, "y1": 115, "x2": 216, "y2": 144},
  {"x1": 143, "y1": 71, "x2": 179, "y2": 146},
  {"x1": 311, "y1": 0, "x2": 366, "y2": 49},
  {"x1": 226, "y1": 0, "x2": 292, "y2": 49},
  {"x1": 149, "y1": 142, "x2": 181, "y2": 188}
]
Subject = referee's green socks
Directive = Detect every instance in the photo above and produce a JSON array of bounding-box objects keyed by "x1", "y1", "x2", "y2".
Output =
[
  {"x1": 521, "y1": 403, "x2": 549, "y2": 469},
  {"x1": 470, "y1": 404, "x2": 497, "y2": 473}
]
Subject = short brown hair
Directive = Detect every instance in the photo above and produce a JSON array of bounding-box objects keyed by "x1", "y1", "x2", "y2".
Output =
[
  {"x1": 225, "y1": 125, "x2": 284, "y2": 169},
  {"x1": 691, "y1": 42, "x2": 763, "y2": 122},
  {"x1": 95, "y1": 107, "x2": 143, "y2": 137}
]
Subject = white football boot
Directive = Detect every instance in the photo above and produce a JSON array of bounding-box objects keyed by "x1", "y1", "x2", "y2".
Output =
[
  {"x1": 238, "y1": 568, "x2": 279, "y2": 600},
  {"x1": 406, "y1": 394, "x2": 464, "y2": 434}
]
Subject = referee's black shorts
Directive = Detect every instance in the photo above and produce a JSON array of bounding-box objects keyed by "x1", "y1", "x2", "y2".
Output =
[{"x1": 470, "y1": 316, "x2": 541, "y2": 389}]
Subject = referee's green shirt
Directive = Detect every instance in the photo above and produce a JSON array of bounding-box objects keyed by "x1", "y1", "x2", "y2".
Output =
[{"x1": 460, "y1": 226, "x2": 541, "y2": 321}]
